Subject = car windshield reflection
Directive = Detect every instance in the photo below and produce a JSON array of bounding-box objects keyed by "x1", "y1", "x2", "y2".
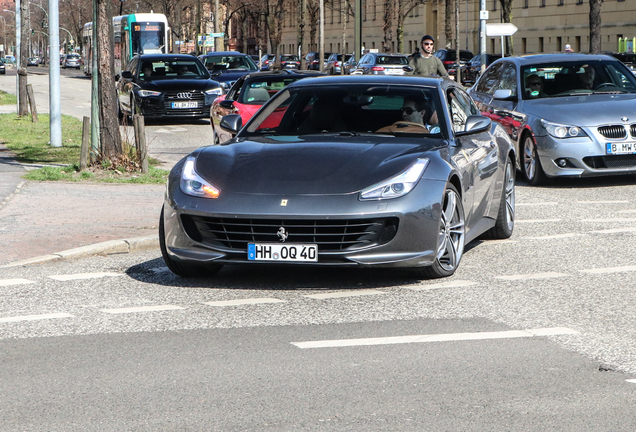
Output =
[
  {"x1": 140, "y1": 60, "x2": 210, "y2": 80},
  {"x1": 243, "y1": 84, "x2": 446, "y2": 138}
]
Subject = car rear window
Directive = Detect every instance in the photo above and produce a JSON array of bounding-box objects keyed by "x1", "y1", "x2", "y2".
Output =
[{"x1": 376, "y1": 56, "x2": 408, "y2": 65}]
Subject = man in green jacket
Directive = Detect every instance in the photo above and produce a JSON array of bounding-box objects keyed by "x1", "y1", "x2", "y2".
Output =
[{"x1": 409, "y1": 35, "x2": 448, "y2": 78}]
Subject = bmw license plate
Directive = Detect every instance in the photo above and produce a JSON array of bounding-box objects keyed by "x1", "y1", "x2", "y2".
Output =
[
  {"x1": 172, "y1": 102, "x2": 198, "y2": 109},
  {"x1": 606, "y1": 142, "x2": 636, "y2": 155},
  {"x1": 248, "y1": 243, "x2": 317, "y2": 262}
]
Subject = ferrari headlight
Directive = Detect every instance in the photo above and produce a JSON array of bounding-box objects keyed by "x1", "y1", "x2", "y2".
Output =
[
  {"x1": 180, "y1": 156, "x2": 220, "y2": 198},
  {"x1": 205, "y1": 87, "x2": 224, "y2": 96},
  {"x1": 360, "y1": 158, "x2": 429, "y2": 200},
  {"x1": 541, "y1": 120, "x2": 587, "y2": 139},
  {"x1": 137, "y1": 90, "x2": 162, "y2": 97}
]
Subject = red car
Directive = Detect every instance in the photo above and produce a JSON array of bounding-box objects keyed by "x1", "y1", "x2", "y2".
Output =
[{"x1": 211, "y1": 70, "x2": 324, "y2": 144}]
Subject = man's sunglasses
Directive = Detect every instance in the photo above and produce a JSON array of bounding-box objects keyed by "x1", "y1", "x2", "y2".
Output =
[
  {"x1": 423, "y1": 42, "x2": 434, "y2": 46},
  {"x1": 529, "y1": 82, "x2": 542, "y2": 86},
  {"x1": 400, "y1": 107, "x2": 417, "y2": 115}
]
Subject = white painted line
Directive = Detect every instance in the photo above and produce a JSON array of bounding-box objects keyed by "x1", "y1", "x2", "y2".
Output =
[
  {"x1": 626, "y1": 379, "x2": 636, "y2": 384},
  {"x1": 516, "y1": 202, "x2": 558, "y2": 206},
  {"x1": 203, "y1": 298, "x2": 286, "y2": 307},
  {"x1": 617, "y1": 209, "x2": 636, "y2": 214},
  {"x1": 304, "y1": 289, "x2": 386, "y2": 299},
  {"x1": 101, "y1": 305, "x2": 185, "y2": 314},
  {"x1": 495, "y1": 272, "x2": 569, "y2": 281},
  {"x1": 291, "y1": 327, "x2": 579, "y2": 349},
  {"x1": 0, "y1": 312, "x2": 74, "y2": 323},
  {"x1": 478, "y1": 239, "x2": 517, "y2": 245},
  {"x1": 582, "y1": 218, "x2": 636, "y2": 223},
  {"x1": 0, "y1": 278, "x2": 35, "y2": 287},
  {"x1": 589, "y1": 227, "x2": 636, "y2": 234},
  {"x1": 49, "y1": 272, "x2": 124, "y2": 281},
  {"x1": 407, "y1": 280, "x2": 477, "y2": 291},
  {"x1": 577, "y1": 200, "x2": 630, "y2": 204},
  {"x1": 522, "y1": 233, "x2": 581, "y2": 240},
  {"x1": 582, "y1": 265, "x2": 636, "y2": 275},
  {"x1": 515, "y1": 219, "x2": 561, "y2": 224}
]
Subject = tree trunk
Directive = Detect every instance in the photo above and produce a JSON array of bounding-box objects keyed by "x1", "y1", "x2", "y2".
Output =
[
  {"x1": 97, "y1": 0, "x2": 122, "y2": 159},
  {"x1": 499, "y1": 0, "x2": 514, "y2": 55},
  {"x1": 299, "y1": 0, "x2": 306, "y2": 68},
  {"x1": 445, "y1": 0, "x2": 453, "y2": 49},
  {"x1": 18, "y1": 0, "x2": 29, "y2": 116},
  {"x1": 382, "y1": 0, "x2": 394, "y2": 53},
  {"x1": 589, "y1": 0, "x2": 602, "y2": 53}
]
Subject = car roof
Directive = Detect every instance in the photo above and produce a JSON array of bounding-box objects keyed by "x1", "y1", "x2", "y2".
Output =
[
  {"x1": 500, "y1": 53, "x2": 617, "y2": 65},
  {"x1": 138, "y1": 54, "x2": 202, "y2": 61},
  {"x1": 200, "y1": 51, "x2": 244, "y2": 57},
  {"x1": 282, "y1": 74, "x2": 454, "y2": 91},
  {"x1": 241, "y1": 70, "x2": 326, "y2": 81}
]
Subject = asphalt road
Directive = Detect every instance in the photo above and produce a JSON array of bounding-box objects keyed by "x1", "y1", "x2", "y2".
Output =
[{"x1": 2, "y1": 178, "x2": 636, "y2": 430}]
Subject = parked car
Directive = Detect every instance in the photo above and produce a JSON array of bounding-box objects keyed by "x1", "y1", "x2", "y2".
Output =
[
  {"x1": 116, "y1": 54, "x2": 223, "y2": 120},
  {"x1": 434, "y1": 49, "x2": 474, "y2": 71},
  {"x1": 210, "y1": 69, "x2": 324, "y2": 144},
  {"x1": 351, "y1": 53, "x2": 411, "y2": 75},
  {"x1": 459, "y1": 54, "x2": 510, "y2": 87},
  {"x1": 325, "y1": 53, "x2": 356, "y2": 75},
  {"x1": 63, "y1": 53, "x2": 81, "y2": 69},
  {"x1": 0, "y1": 59, "x2": 5, "y2": 75},
  {"x1": 59, "y1": 54, "x2": 65, "y2": 65},
  {"x1": 259, "y1": 54, "x2": 276, "y2": 71},
  {"x1": 468, "y1": 53, "x2": 636, "y2": 185},
  {"x1": 160, "y1": 75, "x2": 516, "y2": 278},
  {"x1": 198, "y1": 51, "x2": 259, "y2": 91},
  {"x1": 305, "y1": 51, "x2": 333, "y2": 70},
  {"x1": 606, "y1": 52, "x2": 636, "y2": 76},
  {"x1": 27, "y1": 57, "x2": 39, "y2": 67}
]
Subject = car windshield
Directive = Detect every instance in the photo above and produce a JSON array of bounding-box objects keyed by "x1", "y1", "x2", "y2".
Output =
[
  {"x1": 237, "y1": 77, "x2": 306, "y2": 105},
  {"x1": 67, "y1": 54, "x2": 80, "y2": 59},
  {"x1": 203, "y1": 55, "x2": 258, "y2": 73},
  {"x1": 243, "y1": 84, "x2": 446, "y2": 138},
  {"x1": 376, "y1": 56, "x2": 408, "y2": 65},
  {"x1": 140, "y1": 60, "x2": 209, "y2": 80},
  {"x1": 281, "y1": 55, "x2": 299, "y2": 62},
  {"x1": 522, "y1": 60, "x2": 636, "y2": 99}
]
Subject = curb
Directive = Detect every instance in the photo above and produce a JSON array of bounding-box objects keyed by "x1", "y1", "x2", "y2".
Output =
[{"x1": 0, "y1": 235, "x2": 160, "y2": 269}]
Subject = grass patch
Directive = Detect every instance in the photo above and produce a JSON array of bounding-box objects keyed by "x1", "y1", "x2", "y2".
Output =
[
  {"x1": 0, "y1": 90, "x2": 17, "y2": 106},
  {"x1": 0, "y1": 113, "x2": 168, "y2": 183}
]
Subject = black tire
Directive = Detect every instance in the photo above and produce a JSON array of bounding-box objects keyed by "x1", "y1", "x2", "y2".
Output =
[
  {"x1": 482, "y1": 156, "x2": 515, "y2": 240},
  {"x1": 521, "y1": 133, "x2": 548, "y2": 185},
  {"x1": 211, "y1": 124, "x2": 220, "y2": 145},
  {"x1": 414, "y1": 184, "x2": 466, "y2": 279},
  {"x1": 159, "y1": 209, "x2": 223, "y2": 277}
]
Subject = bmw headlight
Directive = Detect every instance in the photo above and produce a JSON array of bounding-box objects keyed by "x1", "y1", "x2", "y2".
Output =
[
  {"x1": 137, "y1": 90, "x2": 162, "y2": 97},
  {"x1": 205, "y1": 87, "x2": 224, "y2": 96},
  {"x1": 541, "y1": 120, "x2": 588, "y2": 138},
  {"x1": 360, "y1": 158, "x2": 429, "y2": 200},
  {"x1": 180, "y1": 156, "x2": 220, "y2": 198}
]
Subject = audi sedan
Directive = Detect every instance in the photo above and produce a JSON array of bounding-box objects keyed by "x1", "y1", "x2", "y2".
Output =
[
  {"x1": 351, "y1": 53, "x2": 412, "y2": 75},
  {"x1": 160, "y1": 75, "x2": 516, "y2": 278},
  {"x1": 468, "y1": 53, "x2": 636, "y2": 184},
  {"x1": 116, "y1": 54, "x2": 223, "y2": 120}
]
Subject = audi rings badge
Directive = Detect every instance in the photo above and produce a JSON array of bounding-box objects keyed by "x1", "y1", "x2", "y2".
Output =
[{"x1": 177, "y1": 92, "x2": 192, "y2": 99}]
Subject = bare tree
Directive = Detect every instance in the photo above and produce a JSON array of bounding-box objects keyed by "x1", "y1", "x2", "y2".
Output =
[
  {"x1": 382, "y1": 0, "x2": 395, "y2": 53},
  {"x1": 396, "y1": 0, "x2": 429, "y2": 53},
  {"x1": 444, "y1": 0, "x2": 452, "y2": 49},
  {"x1": 306, "y1": 0, "x2": 320, "y2": 51},
  {"x1": 498, "y1": 0, "x2": 513, "y2": 55},
  {"x1": 589, "y1": 0, "x2": 601, "y2": 53}
]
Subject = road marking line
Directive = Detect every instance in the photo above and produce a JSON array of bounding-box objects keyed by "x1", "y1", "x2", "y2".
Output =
[
  {"x1": 582, "y1": 218, "x2": 636, "y2": 223},
  {"x1": 589, "y1": 227, "x2": 636, "y2": 234},
  {"x1": 407, "y1": 280, "x2": 477, "y2": 291},
  {"x1": 521, "y1": 233, "x2": 581, "y2": 240},
  {"x1": 101, "y1": 305, "x2": 185, "y2": 314},
  {"x1": 0, "y1": 278, "x2": 35, "y2": 287},
  {"x1": 478, "y1": 239, "x2": 517, "y2": 245},
  {"x1": 49, "y1": 272, "x2": 124, "y2": 281},
  {"x1": 577, "y1": 200, "x2": 630, "y2": 204},
  {"x1": 515, "y1": 219, "x2": 561, "y2": 224},
  {"x1": 582, "y1": 265, "x2": 636, "y2": 274},
  {"x1": 617, "y1": 209, "x2": 636, "y2": 214},
  {"x1": 516, "y1": 202, "x2": 558, "y2": 206},
  {"x1": 304, "y1": 290, "x2": 386, "y2": 299},
  {"x1": 0, "y1": 312, "x2": 74, "y2": 323},
  {"x1": 291, "y1": 327, "x2": 579, "y2": 349},
  {"x1": 203, "y1": 298, "x2": 286, "y2": 307},
  {"x1": 495, "y1": 272, "x2": 569, "y2": 281},
  {"x1": 626, "y1": 379, "x2": 636, "y2": 384}
]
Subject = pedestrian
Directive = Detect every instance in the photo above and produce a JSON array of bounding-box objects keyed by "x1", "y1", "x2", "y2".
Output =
[
  {"x1": 410, "y1": 47, "x2": 420, "y2": 60},
  {"x1": 564, "y1": 44, "x2": 573, "y2": 53},
  {"x1": 408, "y1": 35, "x2": 448, "y2": 78}
]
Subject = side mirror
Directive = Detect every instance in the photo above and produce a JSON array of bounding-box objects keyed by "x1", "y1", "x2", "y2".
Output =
[
  {"x1": 493, "y1": 89, "x2": 516, "y2": 101},
  {"x1": 121, "y1": 70, "x2": 133, "y2": 79},
  {"x1": 219, "y1": 114, "x2": 242, "y2": 135},
  {"x1": 459, "y1": 115, "x2": 492, "y2": 135},
  {"x1": 219, "y1": 99, "x2": 234, "y2": 109},
  {"x1": 114, "y1": 74, "x2": 120, "y2": 81},
  {"x1": 403, "y1": 66, "x2": 414, "y2": 73}
]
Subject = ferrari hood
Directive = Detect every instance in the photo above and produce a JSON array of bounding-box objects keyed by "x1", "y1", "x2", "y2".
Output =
[{"x1": 193, "y1": 137, "x2": 442, "y2": 195}]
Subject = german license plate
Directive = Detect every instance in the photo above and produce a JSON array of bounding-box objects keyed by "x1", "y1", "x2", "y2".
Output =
[
  {"x1": 248, "y1": 243, "x2": 318, "y2": 262},
  {"x1": 385, "y1": 69, "x2": 403, "y2": 75},
  {"x1": 172, "y1": 102, "x2": 198, "y2": 109},
  {"x1": 606, "y1": 142, "x2": 636, "y2": 155}
]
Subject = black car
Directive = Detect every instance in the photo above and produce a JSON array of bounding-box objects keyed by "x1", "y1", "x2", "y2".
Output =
[
  {"x1": 606, "y1": 52, "x2": 636, "y2": 75},
  {"x1": 198, "y1": 51, "x2": 259, "y2": 91},
  {"x1": 0, "y1": 60, "x2": 5, "y2": 75},
  {"x1": 305, "y1": 51, "x2": 333, "y2": 70},
  {"x1": 116, "y1": 54, "x2": 223, "y2": 120},
  {"x1": 160, "y1": 75, "x2": 516, "y2": 278},
  {"x1": 434, "y1": 49, "x2": 474, "y2": 71},
  {"x1": 460, "y1": 54, "x2": 510, "y2": 86},
  {"x1": 27, "y1": 57, "x2": 39, "y2": 67}
]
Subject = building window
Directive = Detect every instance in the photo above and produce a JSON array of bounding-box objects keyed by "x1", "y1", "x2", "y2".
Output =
[
  {"x1": 556, "y1": 36, "x2": 562, "y2": 51},
  {"x1": 523, "y1": 0, "x2": 528, "y2": 8},
  {"x1": 558, "y1": 0, "x2": 564, "y2": 5},
  {"x1": 541, "y1": 0, "x2": 546, "y2": 6},
  {"x1": 539, "y1": 37, "x2": 544, "y2": 53},
  {"x1": 492, "y1": 0, "x2": 497, "y2": 11},
  {"x1": 522, "y1": 37, "x2": 527, "y2": 54},
  {"x1": 576, "y1": 0, "x2": 583, "y2": 4}
]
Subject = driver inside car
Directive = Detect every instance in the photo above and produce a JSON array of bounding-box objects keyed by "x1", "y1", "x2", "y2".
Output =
[{"x1": 377, "y1": 96, "x2": 438, "y2": 134}]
